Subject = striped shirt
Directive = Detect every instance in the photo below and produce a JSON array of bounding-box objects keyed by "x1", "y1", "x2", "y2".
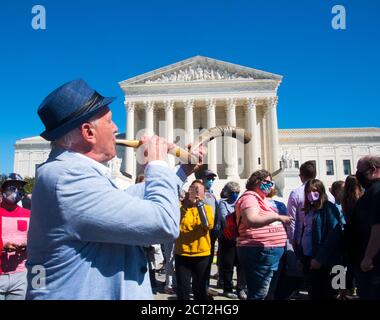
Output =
[{"x1": 236, "y1": 191, "x2": 287, "y2": 248}]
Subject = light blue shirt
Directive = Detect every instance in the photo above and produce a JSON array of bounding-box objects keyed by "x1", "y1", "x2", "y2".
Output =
[{"x1": 218, "y1": 199, "x2": 235, "y2": 227}]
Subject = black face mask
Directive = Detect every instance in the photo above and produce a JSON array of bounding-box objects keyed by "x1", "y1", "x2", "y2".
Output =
[{"x1": 356, "y1": 169, "x2": 373, "y2": 190}]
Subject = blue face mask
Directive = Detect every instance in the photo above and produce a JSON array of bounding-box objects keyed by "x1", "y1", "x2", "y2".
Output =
[
  {"x1": 230, "y1": 192, "x2": 239, "y2": 202},
  {"x1": 259, "y1": 182, "x2": 273, "y2": 195},
  {"x1": 204, "y1": 179, "x2": 214, "y2": 191}
]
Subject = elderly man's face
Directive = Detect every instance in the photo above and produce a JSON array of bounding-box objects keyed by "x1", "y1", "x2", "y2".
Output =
[{"x1": 92, "y1": 109, "x2": 119, "y2": 162}]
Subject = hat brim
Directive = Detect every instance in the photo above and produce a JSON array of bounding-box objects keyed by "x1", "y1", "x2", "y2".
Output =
[
  {"x1": 204, "y1": 172, "x2": 217, "y2": 178},
  {"x1": 1, "y1": 180, "x2": 27, "y2": 189},
  {"x1": 40, "y1": 97, "x2": 116, "y2": 141}
]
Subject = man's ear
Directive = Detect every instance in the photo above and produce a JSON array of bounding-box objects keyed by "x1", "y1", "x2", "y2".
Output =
[{"x1": 80, "y1": 122, "x2": 96, "y2": 144}]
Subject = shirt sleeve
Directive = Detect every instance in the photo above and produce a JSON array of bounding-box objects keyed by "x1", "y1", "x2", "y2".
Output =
[
  {"x1": 287, "y1": 191, "x2": 298, "y2": 243},
  {"x1": 218, "y1": 200, "x2": 229, "y2": 226},
  {"x1": 239, "y1": 194, "x2": 259, "y2": 212},
  {"x1": 57, "y1": 162, "x2": 182, "y2": 246}
]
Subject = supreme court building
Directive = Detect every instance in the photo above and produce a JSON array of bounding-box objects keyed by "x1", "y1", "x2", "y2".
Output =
[{"x1": 14, "y1": 56, "x2": 380, "y2": 198}]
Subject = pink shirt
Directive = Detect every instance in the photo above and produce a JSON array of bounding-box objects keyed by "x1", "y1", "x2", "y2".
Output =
[
  {"x1": 236, "y1": 191, "x2": 287, "y2": 248},
  {"x1": 0, "y1": 205, "x2": 30, "y2": 274}
]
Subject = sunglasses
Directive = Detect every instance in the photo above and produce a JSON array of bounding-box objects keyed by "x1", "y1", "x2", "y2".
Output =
[
  {"x1": 206, "y1": 177, "x2": 215, "y2": 181},
  {"x1": 4, "y1": 186, "x2": 19, "y2": 193},
  {"x1": 262, "y1": 180, "x2": 275, "y2": 187},
  {"x1": 3, "y1": 186, "x2": 19, "y2": 196}
]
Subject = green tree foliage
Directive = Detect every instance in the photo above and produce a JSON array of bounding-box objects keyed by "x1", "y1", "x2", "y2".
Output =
[
  {"x1": 0, "y1": 174, "x2": 7, "y2": 188},
  {"x1": 23, "y1": 177, "x2": 36, "y2": 194}
]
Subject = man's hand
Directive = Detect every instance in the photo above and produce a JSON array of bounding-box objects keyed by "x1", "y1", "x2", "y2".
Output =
[
  {"x1": 136, "y1": 135, "x2": 168, "y2": 165},
  {"x1": 360, "y1": 256, "x2": 374, "y2": 272},
  {"x1": 3, "y1": 242, "x2": 19, "y2": 252},
  {"x1": 179, "y1": 144, "x2": 207, "y2": 177}
]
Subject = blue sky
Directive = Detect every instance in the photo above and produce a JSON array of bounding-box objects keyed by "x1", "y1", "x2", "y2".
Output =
[{"x1": 0, "y1": 0, "x2": 379, "y2": 174}]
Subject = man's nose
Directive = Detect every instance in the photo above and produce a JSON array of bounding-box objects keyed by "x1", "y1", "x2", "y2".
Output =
[{"x1": 113, "y1": 122, "x2": 119, "y2": 133}]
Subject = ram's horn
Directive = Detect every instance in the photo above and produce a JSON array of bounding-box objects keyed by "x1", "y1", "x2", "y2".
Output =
[
  {"x1": 194, "y1": 125, "x2": 251, "y2": 149},
  {"x1": 115, "y1": 125, "x2": 251, "y2": 164}
]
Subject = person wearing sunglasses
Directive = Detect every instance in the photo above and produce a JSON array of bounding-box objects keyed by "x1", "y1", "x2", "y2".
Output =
[
  {"x1": 0, "y1": 173, "x2": 30, "y2": 300},
  {"x1": 235, "y1": 170, "x2": 292, "y2": 299}
]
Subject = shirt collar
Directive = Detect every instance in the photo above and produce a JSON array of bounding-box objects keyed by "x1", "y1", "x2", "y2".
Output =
[{"x1": 74, "y1": 152, "x2": 112, "y2": 179}]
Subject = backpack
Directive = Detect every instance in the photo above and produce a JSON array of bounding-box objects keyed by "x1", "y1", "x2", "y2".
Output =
[
  {"x1": 223, "y1": 210, "x2": 241, "y2": 240},
  {"x1": 221, "y1": 192, "x2": 251, "y2": 240}
]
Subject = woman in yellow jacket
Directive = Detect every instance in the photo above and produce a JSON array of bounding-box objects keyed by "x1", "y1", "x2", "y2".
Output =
[{"x1": 175, "y1": 179, "x2": 214, "y2": 300}]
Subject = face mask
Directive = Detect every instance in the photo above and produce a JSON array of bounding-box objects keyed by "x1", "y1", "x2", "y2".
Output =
[
  {"x1": 307, "y1": 191, "x2": 320, "y2": 203},
  {"x1": 2, "y1": 190, "x2": 21, "y2": 205},
  {"x1": 356, "y1": 170, "x2": 373, "y2": 190},
  {"x1": 260, "y1": 182, "x2": 273, "y2": 195},
  {"x1": 204, "y1": 179, "x2": 214, "y2": 191},
  {"x1": 230, "y1": 192, "x2": 239, "y2": 202}
]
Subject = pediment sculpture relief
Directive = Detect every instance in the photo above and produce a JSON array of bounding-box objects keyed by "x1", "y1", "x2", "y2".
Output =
[{"x1": 145, "y1": 64, "x2": 256, "y2": 83}]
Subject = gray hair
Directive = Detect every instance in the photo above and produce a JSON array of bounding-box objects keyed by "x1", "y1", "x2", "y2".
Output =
[
  {"x1": 51, "y1": 116, "x2": 100, "y2": 150},
  {"x1": 221, "y1": 181, "x2": 240, "y2": 198}
]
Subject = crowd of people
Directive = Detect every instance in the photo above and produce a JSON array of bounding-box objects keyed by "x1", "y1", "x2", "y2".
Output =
[{"x1": 0, "y1": 79, "x2": 379, "y2": 300}]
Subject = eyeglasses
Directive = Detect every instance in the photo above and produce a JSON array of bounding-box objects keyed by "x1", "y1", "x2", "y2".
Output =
[{"x1": 206, "y1": 177, "x2": 215, "y2": 181}]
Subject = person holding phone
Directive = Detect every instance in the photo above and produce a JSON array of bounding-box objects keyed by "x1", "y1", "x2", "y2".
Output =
[{"x1": 175, "y1": 180, "x2": 214, "y2": 300}]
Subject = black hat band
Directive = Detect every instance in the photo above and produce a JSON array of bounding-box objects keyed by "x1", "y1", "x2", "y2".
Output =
[{"x1": 46, "y1": 91, "x2": 105, "y2": 131}]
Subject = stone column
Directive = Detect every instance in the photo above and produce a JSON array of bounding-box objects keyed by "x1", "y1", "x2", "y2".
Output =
[
  {"x1": 225, "y1": 98, "x2": 239, "y2": 179},
  {"x1": 267, "y1": 97, "x2": 280, "y2": 172},
  {"x1": 246, "y1": 98, "x2": 259, "y2": 174},
  {"x1": 165, "y1": 100, "x2": 175, "y2": 167},
  {"x1": 184, "y1": 99, "x2": 194, "y2": 145},
  {"x1": 125, "y1": 101, "x2": 136, "y2": 178},
  {"x1": 261, "y1": 106, "x2": 270, "y2": 170},
  {"x1": 144, "y1": 101, "x2": 154, "y2": 135},
  {"x1": 206, "y1": 99, "x2": 217, "y2": 174}
]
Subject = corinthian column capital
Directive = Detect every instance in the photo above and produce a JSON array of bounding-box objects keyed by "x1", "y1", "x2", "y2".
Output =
[
  {"x1": 125, "y1": 101, "x2": 135, "y2": 112},
  {"x1": 225, "y1": 98, "x2": 237, "y2": 112},
  {"x1": 184, "y1": 99, "x2": 194, "y2": 111},
  {"x1": 164, "y1": 100, "x2": 174, "y2": 112},
  {"x1": 144, "y1": 101, "x2": 155, "y2": 112},
  {"x1": 206, "y1": 98, "x2": 216, "y2": 111},
  {"x1": 266, "y1": 96, "x2": 278, "y2": 108},
  {"x1": 247, "y1": 97, "x2": 259, "y2": 107}
]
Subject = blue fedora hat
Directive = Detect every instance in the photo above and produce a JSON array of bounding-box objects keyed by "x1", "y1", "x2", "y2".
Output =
[{"x1": 38, "y1": 79, "x2": 116, "y2": 141}]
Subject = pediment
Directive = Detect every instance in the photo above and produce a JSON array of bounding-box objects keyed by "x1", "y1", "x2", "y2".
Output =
[{"x1": 119, "y1": 56, "x2": 282, "y2": 86}]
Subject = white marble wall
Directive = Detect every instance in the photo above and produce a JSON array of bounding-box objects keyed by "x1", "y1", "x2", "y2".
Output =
[{"x1": 280, "y1": 144, "x2": 380, "y2": 186}]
